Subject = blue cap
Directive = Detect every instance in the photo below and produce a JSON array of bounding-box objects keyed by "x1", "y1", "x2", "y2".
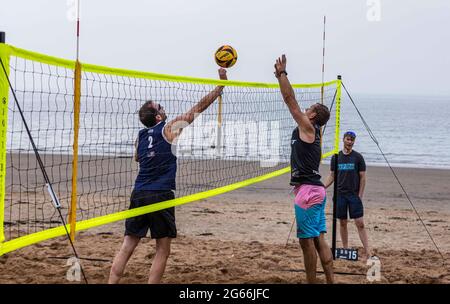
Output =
[{"x1": 344, "y1": 131, "x2": 356, "y2": 138}]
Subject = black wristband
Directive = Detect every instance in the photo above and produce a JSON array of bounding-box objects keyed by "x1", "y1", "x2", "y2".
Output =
[{"x1": 279, "y1": 71, "x2": 288, "y2": 76}]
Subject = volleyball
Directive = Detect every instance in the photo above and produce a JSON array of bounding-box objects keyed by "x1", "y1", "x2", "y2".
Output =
[{"x1": 214, "y1": 45, "x2": 238, "y2": 68}]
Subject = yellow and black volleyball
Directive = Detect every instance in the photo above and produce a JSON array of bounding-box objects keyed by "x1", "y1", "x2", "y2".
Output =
[{"x1": 214, "y1": 45, "x2": 238, "y2": 68}]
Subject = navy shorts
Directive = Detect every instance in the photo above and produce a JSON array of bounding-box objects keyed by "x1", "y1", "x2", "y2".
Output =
[
  {"x1": 125, "y1": 190, "x2": 177, "y2": 239},
  {"x1": 336, "y1": 193, "x2": 364, "y2": 220}
]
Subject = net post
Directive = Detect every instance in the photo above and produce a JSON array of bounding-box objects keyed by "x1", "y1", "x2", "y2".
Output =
[
  {"x1": 331, "y1": 153, "x2": 338, "y2": 259},
  {"x1": 69, "y1": 60, "x2": 82, "y2": 242},
  {"x1": 331, "y1": 75, "x2": 342, "y2": 260},
  {"x1": 0, "y1": 31, "x2": 8, "y2": 249}
]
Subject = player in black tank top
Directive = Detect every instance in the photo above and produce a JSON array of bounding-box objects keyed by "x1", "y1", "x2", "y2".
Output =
[
  {"x1": 274, "y1": 54, "x2": 334, "y2": 284},
  {"x1": 290, "y1": 124, "x2": 324, "y2": 187}
]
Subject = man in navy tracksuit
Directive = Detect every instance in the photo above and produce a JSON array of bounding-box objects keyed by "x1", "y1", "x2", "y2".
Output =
[{"x1": 109, "y1": 68, "x2": 228, "y2": 284}]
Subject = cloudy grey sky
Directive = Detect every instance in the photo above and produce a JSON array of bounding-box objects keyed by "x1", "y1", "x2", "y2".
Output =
[{"x1": 1, "y1": 0, "x2": 449, "y2": 96}]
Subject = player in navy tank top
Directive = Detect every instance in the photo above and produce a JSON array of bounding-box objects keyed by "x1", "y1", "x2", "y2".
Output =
[
  {"x1": 134, "y1": 121, "x2": 177, "y2": 191},
  {"x1": 109, "y1": 68, "x2": 229, "y2": 284}
]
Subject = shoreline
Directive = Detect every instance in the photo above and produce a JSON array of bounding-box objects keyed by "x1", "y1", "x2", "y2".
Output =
[
  {"x1": 6, "y1": 151, "x2": 450, "y2": 171},
  {"x1": 362, "y1": 161, "x2": 450, "y2": 171}
]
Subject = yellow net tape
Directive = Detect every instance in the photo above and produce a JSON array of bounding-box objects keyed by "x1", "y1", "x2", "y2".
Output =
[{"x1": 0, "y1": 44, "x2": 11, "y2": 247}]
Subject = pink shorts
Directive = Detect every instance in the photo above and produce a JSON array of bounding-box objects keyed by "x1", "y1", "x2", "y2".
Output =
[
  {"x1": 294, "y1": 184, "x2": 326, "y2": 209},
  {"x1": 294, "y1": 184, "x2": 327, "y2": 238}
]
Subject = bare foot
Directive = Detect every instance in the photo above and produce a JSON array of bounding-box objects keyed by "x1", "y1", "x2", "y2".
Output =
[{"x1": 360, "y1": 251, "x2": 372, "y2": 263}]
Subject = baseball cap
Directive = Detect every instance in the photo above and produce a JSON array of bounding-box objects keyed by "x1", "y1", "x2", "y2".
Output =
[{"x1": 344, "y1": 131, "x2": 356, "y2": 138}]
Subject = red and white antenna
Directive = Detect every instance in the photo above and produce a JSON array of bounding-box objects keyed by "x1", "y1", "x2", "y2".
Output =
[
  {"x1": 321, "y1": 15, "x2": 326, "y2": 103},
  {"x1": 76, "y1": 0, "x2": 81, "y2": 61},
  {"x1": 69, "y1": 0, "x2": 82, "y2": 244}
]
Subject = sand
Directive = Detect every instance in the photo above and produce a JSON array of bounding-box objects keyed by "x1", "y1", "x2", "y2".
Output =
[{"x1": 0, "y1": 164, "x2": 449, "y2": 284}]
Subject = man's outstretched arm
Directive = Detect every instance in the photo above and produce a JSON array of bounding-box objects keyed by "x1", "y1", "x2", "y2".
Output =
[
  {"x1": 164, "y1": 68, "x2": 228, "y2": 142},
  {"x1": 274, "y1": 55, "x2": 314, "y2": 137}
]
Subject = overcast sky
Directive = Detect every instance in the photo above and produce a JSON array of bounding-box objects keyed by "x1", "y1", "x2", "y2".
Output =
[{"x1": 1, "y1": 0, "x2": 449, "y2": 96}]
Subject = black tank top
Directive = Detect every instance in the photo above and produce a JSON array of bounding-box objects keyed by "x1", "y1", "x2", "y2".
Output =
[{"x1": 290, "y1": 125, "x2": 323, "y2": 186}]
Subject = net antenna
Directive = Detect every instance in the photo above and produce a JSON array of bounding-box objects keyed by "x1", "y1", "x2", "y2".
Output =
[
  {"x1": 76, "y1": 0, "x2": 81, "y2": 61},
  {"x1": 321, "y1": 15, "x2": 326, "y2": 104},
  {"x1": 319, "y1": 15, "x2": 327, "y2": 147},
  {"x1": 319, "y1": 16, "x2": 327, "y2": 147},
  {"x1": 69, "y1": 0, "x2": 82, "y2": 243}
]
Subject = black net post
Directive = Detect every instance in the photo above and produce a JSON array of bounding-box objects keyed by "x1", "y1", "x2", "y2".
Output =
[
  {"x1": 0, "y1": 32, "x2": 5, "y2": 43},
  {"x1": 331, "y1": 75, "x2": 342, "y2": 259},
  {"x1": 331, "y1": 152, "x2": 338, "y2": 259}
]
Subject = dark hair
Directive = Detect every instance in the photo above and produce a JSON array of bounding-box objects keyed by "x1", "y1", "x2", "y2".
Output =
[
  {"x1": 139, "y1": 100, "x2": 158, "y2": 127},
  {"x1": 313, "y1": 103, "x2": 330, "y2": 127}
]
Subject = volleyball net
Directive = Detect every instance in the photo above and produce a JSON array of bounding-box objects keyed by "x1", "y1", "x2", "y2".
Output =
[{"x1": 0, "y1": 43, "x2": 341, "y2": 255}]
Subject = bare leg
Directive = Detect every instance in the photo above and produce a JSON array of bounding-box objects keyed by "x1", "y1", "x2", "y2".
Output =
[
  {"x1": 299, "y1": 238, "x2": 318, "y2": 284},
  {"x1": 313, "y1": 233, "x2": 334, "y2": 284},
  {"x1": 339, "y1": 219, "x2": 349, "y2": 248},
  {"x1": 109, "y1": 235, "x2": 140, "y2": 284},
  {"x1": 148, "y1": 237, "x2": 172, "y2": 284},
  {"x1": 354, "y1": 217, "x2": 371, "y2": 260}
]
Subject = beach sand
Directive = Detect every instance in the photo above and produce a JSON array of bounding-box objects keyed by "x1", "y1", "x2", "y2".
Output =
[{"x1": 0, "y1": 164, "x2": 449, "y2": 284}]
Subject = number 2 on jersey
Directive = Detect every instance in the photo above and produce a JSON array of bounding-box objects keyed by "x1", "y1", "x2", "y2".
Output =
[{"x1": 148, "y1": 135, "x2": 153, "y2": 149}]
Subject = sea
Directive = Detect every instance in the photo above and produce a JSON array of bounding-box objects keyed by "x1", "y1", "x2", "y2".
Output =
[
  {"x1": 339, "y1": 94, "x2": 450, "y2": 169},
  {"x1": 6, "y1": 93, "x2": 450, "y2": 170}
]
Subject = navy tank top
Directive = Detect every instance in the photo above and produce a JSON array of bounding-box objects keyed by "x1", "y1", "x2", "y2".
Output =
[
  {"x1": 134, "y1": 121, "x2": 177, "y2": 191},
  {"x1": 290, "y1": 124, "x2": 324, "y2": 187}
]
